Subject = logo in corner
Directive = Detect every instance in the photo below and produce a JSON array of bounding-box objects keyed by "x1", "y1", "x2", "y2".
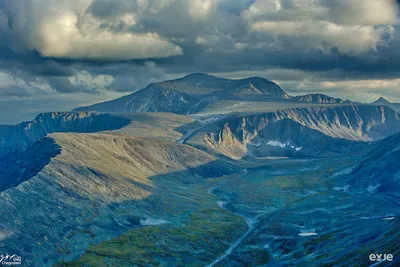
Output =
[
  {"x1": 369, "y1": 253, "x2": 393, "y2": 262},
  {"x1": 0, "y1": 254, "x2": 22, "y2": 265}
]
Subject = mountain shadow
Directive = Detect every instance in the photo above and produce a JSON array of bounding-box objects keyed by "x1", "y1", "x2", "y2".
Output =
[{"x1": 0, "y1": 137, "x2": 61, "y2": 192}]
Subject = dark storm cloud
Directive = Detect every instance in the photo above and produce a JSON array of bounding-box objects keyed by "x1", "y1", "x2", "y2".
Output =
[
  {"x1": 0, "y1": 0, "x2": 400, "y2": 124},
  {"x1": 1, "y1": 0, "x2": 399, "y2": 80}
]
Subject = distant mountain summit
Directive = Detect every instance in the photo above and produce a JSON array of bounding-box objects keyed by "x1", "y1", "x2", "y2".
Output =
[
  {"x1": 373, "y1": 97, "x2": 391, "y2": 105},
  {"x1": 147, "y1": 73, "x2": 289, "y2": 98},
  {"x1": 174, "y1": 73, "x2": 226, "y2": 83},
  {"x1": 229, "y1": 76, "x2": 290, "y2": 98},
  {"x1": 372, "y1": 97, "x2": 400, "y2": 112},
  {"x1": 75, "y1": 73, "x2": 346, "y2": 114}
]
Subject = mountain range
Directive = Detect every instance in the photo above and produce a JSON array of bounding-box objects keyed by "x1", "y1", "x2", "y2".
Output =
[
  {"x1": 1, "y1": 73, "x2": 400, "y2": 266},
  {"x1": 75, "y1": 73, "x2": 347, "y2": 115},
  {"x1": 187, "y1": 105, "x2": 400, "y2": 159}
]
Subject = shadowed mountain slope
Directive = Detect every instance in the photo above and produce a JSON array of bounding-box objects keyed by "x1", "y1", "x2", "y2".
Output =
[
  {"x1": 0, "y1": 137, "x2": 61, "y2": 191},
  {"x1": 0, "y1": 112, "x2": 130, "y2": 156},
  {"x1": 343, "y1": 131, "x2": 400, "y2": 194},
  {"x1": 0, "y1": 133, "x2": 239, "y2": 266}
]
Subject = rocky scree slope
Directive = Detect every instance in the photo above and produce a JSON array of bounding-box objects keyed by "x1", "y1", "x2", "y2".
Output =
[{"x1": 187, "y1": 105, "x2": 400, "y2": 159}]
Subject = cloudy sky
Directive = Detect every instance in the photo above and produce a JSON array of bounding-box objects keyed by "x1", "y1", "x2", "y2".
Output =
[{"x1": 0, "y1": 0, "x2": 400, "y2": 124}]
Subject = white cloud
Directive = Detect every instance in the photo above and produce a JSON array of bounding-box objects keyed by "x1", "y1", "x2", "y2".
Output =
[
  {"x1": 320, "y1": 79, "x2": 400, "y2": 92},
  {"x1": 251, "y1": 21, "x2": 393, "y2": 53},
  {"x1": 68, "y1": 71, "x2": 115, "y2": 91},
  {"x1": 188, "y1": 0, "x2": 219, "y2": 19},
  {"x1": 214, "y1": 68, "x2": 400, "y2": 103},
  {"x1": 245, "y1": 0, "x2": 399, "y2": 54},
  {"x1": 1, "y1": 0, "x2": 231, "y2": 60},
  {"x1": 0, "y1": 71, "x2": 17, "y2": 88},
  {"x1": 6, "y1": 0, "x2": 183, "y2": 61},
  {"x1": 195, "y1": 35, "x2": 220, "y2": 46},
  {"x1": 212, "y1": 68, "x2": 308, "y2": 81},
  {"x1": 326, "y1": 0, "x2": 398, "y2": 26},
  {"x1": 277, "y1": 77, "x2": 400, "y2": 102},
  {"x1": 0, "y1": 71, "x2": 52, "y2": 97},
  {"x1": 195, "y1": 36, "x2": 209, "y2": 45},
  {"x1": 120, "y1": 13, "x2": 137, "y2": 27},
  {"x1": 233, "y1": 42, "x2": 249, "y2": 50}
]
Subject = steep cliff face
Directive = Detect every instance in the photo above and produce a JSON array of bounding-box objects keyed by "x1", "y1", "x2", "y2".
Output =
[
  {"x1": 190, "y1": 105, "x2": 400, "y2": 159},
  {"x1": 311, "y1": 105, "x2": 397, "y2": 140},
  {"x1": 277, "y1": 105, "x2": 400, "y2": 141},
  {"x1": 0, "y1": 112, "x2": 130, "y2": 156},
  {"x1": 203, "y1": 119, "x2": 364, "y2": 159}
]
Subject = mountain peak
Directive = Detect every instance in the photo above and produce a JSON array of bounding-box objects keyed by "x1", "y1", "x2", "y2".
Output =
[
  {"x1": 239, "y1": 76, "x2": 273, "y2": 84},
  {"x1": 232, "y1": 76, "x2": 289, "y2": 98},
  {"x1": 179, "y1": 73, "x2": 221, "y2": 81},
  {"x1": 374, "y1": 97, "x2": 391, "y2": 104},
  {"x1": 371, "y1": 96, "x2": 400, "y2": 112}
]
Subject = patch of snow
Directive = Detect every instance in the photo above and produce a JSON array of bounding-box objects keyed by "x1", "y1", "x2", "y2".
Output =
[
  {"x1": 304, "y1": 190, "x2": 317, "y2": 196},
  {"x1": 299, "y1": 232, "x2": 318, "y2": 237},
  {"x1": 360, "y1": 215, "x2": 396, "y2": 220},
  {"x1": 367, "y1": 184, "x2": 381, "y2": 193},
  {"x1": 267, "y1": 140, "x2": 287, "y2": 148},
  {"x1": 266, "y1": 140, "x2": 302, "y2": 151},
  {"x1": 256, "y1": 157, "x2": 289, "y2": 160},
  {"x1": 330, "y1": 167, "x2": 354, "y2": 178},
  {"x1": 140, "y1": 218, "x2": 170, "y2": 226},
  {"x1": 299, "y1": 166, "x2": 320, "y2": 171},
  {"x1": 0, "y1": 231, "x2": 11, "y2": 241},
  {"x1": 382, "y1": 217, "x2": 396, "y2": 220},
  {"x1": 217, "y1": 201, "x2": 228, "y2": 208},
  {"x1": 291, "y1": 208, "x2": 333, "y2": 215},
  {"x1": 248, "y1": 141, "x2": 261, "y2": 147},
  {"x1": 179, "y1": 96, "x2": 188, "y2": 103},
  {"x1": 333, "y1": 185, "x2": 350, "y2": 192},
  {"x1": 200, "y1": 117, "x2": 221, "y2": 124}
]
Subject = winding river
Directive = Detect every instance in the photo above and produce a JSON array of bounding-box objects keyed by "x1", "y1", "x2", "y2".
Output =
[{"x1": 206, "y1": 186, "x2": 260, "y2": 267}]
